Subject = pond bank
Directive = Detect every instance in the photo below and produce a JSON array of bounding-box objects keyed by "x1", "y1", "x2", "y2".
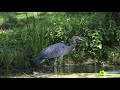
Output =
[{"x1": 1, "y1": 73, "x2": 120, "y2": 78}]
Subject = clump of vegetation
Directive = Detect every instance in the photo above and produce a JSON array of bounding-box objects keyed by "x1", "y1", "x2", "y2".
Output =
[{"x1": 99, "y1": 70, "x2": 105, "y2": 76}]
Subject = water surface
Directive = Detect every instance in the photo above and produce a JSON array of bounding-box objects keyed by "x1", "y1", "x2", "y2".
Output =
[{"x1": 1, "y1": 64, "x2": 120, "y2": 77}]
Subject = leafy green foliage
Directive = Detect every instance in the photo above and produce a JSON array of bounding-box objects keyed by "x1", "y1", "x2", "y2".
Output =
[{"x1": 0, "y1": 12, "x2": 120, "y2": 69}]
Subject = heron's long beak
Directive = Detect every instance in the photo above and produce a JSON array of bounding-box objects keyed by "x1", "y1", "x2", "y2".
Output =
[{"x1": 78, "y1": 36, "x2": 87, "y2": 41}]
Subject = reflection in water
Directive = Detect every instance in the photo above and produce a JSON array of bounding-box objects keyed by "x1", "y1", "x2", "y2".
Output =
[{"x1": 1, "y1": 65, "x2": 120, "y2": 76}]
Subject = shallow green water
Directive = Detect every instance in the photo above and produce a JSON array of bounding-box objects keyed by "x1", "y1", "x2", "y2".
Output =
[{"x1": 0, "y1": 65, "x2": 120, "y2": 77}]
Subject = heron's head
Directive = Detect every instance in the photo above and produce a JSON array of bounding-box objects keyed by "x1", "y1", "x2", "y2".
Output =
[{"x1": 71, "y1": 36, "x2": 87, "y2": 41}]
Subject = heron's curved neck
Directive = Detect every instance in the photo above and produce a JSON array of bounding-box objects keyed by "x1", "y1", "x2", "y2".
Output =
[{"x1": 70, "y1": 40, "x2": 77, "y2": 49}]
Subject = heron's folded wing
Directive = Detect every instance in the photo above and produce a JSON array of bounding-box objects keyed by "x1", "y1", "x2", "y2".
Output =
[{"x1": 41, "y1": 43, "x2": 66, "y2": 59}]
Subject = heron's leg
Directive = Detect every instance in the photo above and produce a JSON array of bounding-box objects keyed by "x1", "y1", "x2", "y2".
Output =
[
  {"x1": 54, "y1": 58, "x2": 58, "y2": 66},
  {"x1": 53, "y1": 58, "x2": 58, "y2": 74},
  {"x1": 54, "y1": 65, "x2": 58, "y2": 74},
  {"x1": 59, "y1": 56, "x2": 63, "y2": 66}
]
